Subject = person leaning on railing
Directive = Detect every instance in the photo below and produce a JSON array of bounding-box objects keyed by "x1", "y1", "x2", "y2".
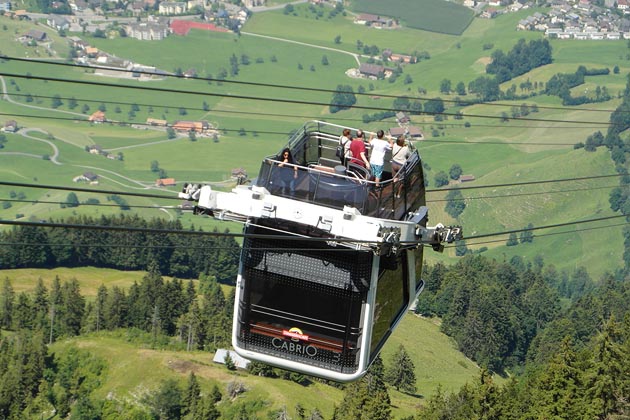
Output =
[
  {"x1": 390, "y1": 135, "x2": 411, "y2": 198},
  {"x1": 276, "y1": 147, "x2": 298, "y2": 196},
  {"x1": 391, "y1": 135, "x2": 411, "y2": 180}
]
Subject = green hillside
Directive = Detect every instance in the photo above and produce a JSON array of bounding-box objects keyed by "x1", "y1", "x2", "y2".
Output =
[
  {"x1": 0, "y1": 4, "x2": 627, "y2": 278},
  {"x1": 46, "y1": 314, "x2": 481, "y2": 419}
]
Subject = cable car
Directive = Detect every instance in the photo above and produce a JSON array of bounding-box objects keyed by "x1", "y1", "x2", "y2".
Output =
[{"x1": 180, "y1": 121, "x2": 461, "y2": 382}]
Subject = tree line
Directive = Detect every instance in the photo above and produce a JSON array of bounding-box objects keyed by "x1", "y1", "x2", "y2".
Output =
[
  {"x1": 0, "y1": 214, "x2": 240, "y2": 282},
  {"x1": 416, "y1": 254, "x2": 617, "y2": 373}
]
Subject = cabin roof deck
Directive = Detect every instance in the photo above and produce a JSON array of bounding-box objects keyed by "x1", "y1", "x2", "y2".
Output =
[{"x1": 254, "y1": 121, "x2": 425, "y2": 220}]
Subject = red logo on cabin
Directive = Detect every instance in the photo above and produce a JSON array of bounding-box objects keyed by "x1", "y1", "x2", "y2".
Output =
[{"x1": 282, "y1": 327, "x2": 309, "y2": 342}]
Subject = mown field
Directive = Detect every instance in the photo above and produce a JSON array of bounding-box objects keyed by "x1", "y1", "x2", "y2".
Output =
[
  {"x1": 0, "y1": 3, "x2": 627, "y2": 280},
  {"x1": 351, "y1": 0, "x2": 474, "y2": 35}
]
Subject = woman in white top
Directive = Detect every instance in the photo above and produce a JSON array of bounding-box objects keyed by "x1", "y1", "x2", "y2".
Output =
[{"x1": 368, "y1": 130, "x2": 393, "y2": 187}]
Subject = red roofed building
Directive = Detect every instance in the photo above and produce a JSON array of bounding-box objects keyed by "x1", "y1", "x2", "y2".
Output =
[{"x1": 170, "y1": 20, "x2": 230, "y2": 36}]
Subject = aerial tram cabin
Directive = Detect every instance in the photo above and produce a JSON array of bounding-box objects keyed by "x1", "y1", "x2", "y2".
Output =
[{"x1": 180, "y1": 121, "x2": 461, "y2": 382}]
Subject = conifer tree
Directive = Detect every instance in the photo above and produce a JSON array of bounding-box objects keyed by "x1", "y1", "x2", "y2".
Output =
[
  {"x1": 583, "y1": 317, "x2": 628, "y2": 418},
  {"x1": 533, "y1": 336, "x2": 584, "y2": 419},
  {"x1": 0, "y1": 277, "x2": 15, "y2": 329},
  {"x1": 182, "y1": 372, "x2": 201, "y2": 417},
  {"x1": 384, "y1": 344, "x2": 417, "y2": 393}
]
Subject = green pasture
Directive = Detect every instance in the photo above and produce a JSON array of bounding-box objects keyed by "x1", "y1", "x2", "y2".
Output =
[
  {"x1": 0, "y1": 8, "x2": 627, "y2": 279},
  {"x1": 0, "y1": 14, "x2": 71, "y2": 58},
  {"x1": 351, "y1": 0, "x2": 474, "y2": 35},
  {"x1": 424, "y1": 147, "x2": 622, "y2": 279}
]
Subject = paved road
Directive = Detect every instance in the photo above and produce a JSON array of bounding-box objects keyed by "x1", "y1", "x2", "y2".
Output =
[{"x1": 250, "y1": 0, "x2": 308, "y2": 12}]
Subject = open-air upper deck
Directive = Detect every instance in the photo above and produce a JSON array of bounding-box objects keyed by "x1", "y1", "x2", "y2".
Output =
[{"x1": 254, "y1": 121, "x2": 425, "y2": 221}]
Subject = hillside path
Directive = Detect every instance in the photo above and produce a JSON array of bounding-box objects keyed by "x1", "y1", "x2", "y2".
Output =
[
  {"x1": 19, "y1": 128, "x2": 61, "y2": 165},
  {"x1": 240, "y1": 31, "x2": 362, "y2": 66}
]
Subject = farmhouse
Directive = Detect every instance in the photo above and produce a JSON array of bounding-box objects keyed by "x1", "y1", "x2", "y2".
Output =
[
  {"x1": 389, "y1": 53, "x2": 416, "y2": 64},
  {"x1": 231, "y1": 167, "x2": 248, "y2": 180},
  {"x1": 396, "y1": 112, "x2": 410, "y2": 124},
  {"x1": 354, "y1": 13, "x2": 393, "y2": 28},
  {"x1": 172, "y1": 120, "x2": 210, "y2": 133},
  {"x1": 146, "y1": 118, "x2": 167, "y2": 126},
  {"x1": 87, "y1": 145, "x2": 103, "y2": 154},
  {"x1": 358, "y1": 63, "x2": 386, "y2": 79},
  {"x1": 389, "y1": 126, "x2": 424, "y2": 139},
  {"x1": 88, "y1": 111, "x2": 106, "y2": 123},
  {"x1": 2, "y1": 120, "x2": 18, "y2": 133},
  {"x1": 25, "y1": 29, "x2": 47, "y2": 42},
  {"x1": 0, "y1": 1, "x2": 11, "y2": 12},
  {"x1": 156, "y1": 178, "x2": 176, "y2": 187},
  {"x1": 460, "y1": 174, "x2": 476, "y2": 182},
  {"x1": 73, "y1": 172, "x2": 99, "y2": 183}
]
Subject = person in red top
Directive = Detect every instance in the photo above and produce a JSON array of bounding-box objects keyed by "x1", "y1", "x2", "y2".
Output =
[{"x1": 349, "y1": 130, "x2": 370, "y2": 168}]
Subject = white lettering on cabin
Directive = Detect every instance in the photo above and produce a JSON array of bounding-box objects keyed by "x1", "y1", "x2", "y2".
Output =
[{"x1": 272, "y1": 338, "x2": 318, "y2": 357}]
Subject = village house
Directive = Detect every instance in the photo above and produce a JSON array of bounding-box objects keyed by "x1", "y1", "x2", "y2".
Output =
[
  {"x1": 0, "y1": 1, "x2": 11, "y2": 12},
  {"x1": 46, "y1": 14, "x2": 70, "y2": 31},
  {"x1": 159, "y1": 1, "x2": 186, "y2": 15},
  {"x1": 125, "y1": 21, "x2": 169, "y2": 40},
  {"x1": 67, "y1": 36, "x2": 88, "y2": 51},
  {"x1": 460, "y1": 174, "x2": 476, "y2": 182}
]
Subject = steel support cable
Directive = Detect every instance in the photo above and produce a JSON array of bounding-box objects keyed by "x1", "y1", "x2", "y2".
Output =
[
  {"x1": 0, "y1": 174, "x2": 626, "y2": 206},
  {"x1": 426, "y1": 173, "x2": 624, "y2": 193},
  {"x1": 0, "y1": 180, "x2": 179, "y2": 201},
  {"x1": 2, "y1": 92, "x2": 615, "y2": 133},
  {"x1": 442, "y1": 220, "x2": 630, "y2": 248},
  {"x1": 426, "y1": 183, "x2": 625, "y2": 202},
  {"x1": 1, "y1": 55, "x2": 622, "y2": 114},
  {"x1": 0, "y1": 72, "x2": 616, "y2": 126},
  {"x1": 0, "y1": 111, "x2": 591, "y2": 145},
  {"x1": 462, "y1": 213, "x2": 628, "y2": 241},
  {"x1": 0, "y1": 198, "x2": 183, "y2": 209},
  {"x1": 2, "y1": 209, "x2": 628, "y2": 248},
  {"x1": 0, "y1": 241, "x2": 358, "y2": 252},
  {"x1": 2, "y1": 181, "x2": 624, "y2": 208}
]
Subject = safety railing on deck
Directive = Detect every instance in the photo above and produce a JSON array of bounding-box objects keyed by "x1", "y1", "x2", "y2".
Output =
[{"x1": 255, "y1": 121, "x2": 424, "y2": 220}]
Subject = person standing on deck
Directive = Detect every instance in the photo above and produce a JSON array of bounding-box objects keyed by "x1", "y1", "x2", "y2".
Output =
[{"x1": 368, "y1": 130, "x2": 393, "y2": 187}]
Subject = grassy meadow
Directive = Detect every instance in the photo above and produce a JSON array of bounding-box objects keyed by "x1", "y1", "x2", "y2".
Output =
[{"x1": 351, "y1": 0, "x2": 474, "y2": 35}]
